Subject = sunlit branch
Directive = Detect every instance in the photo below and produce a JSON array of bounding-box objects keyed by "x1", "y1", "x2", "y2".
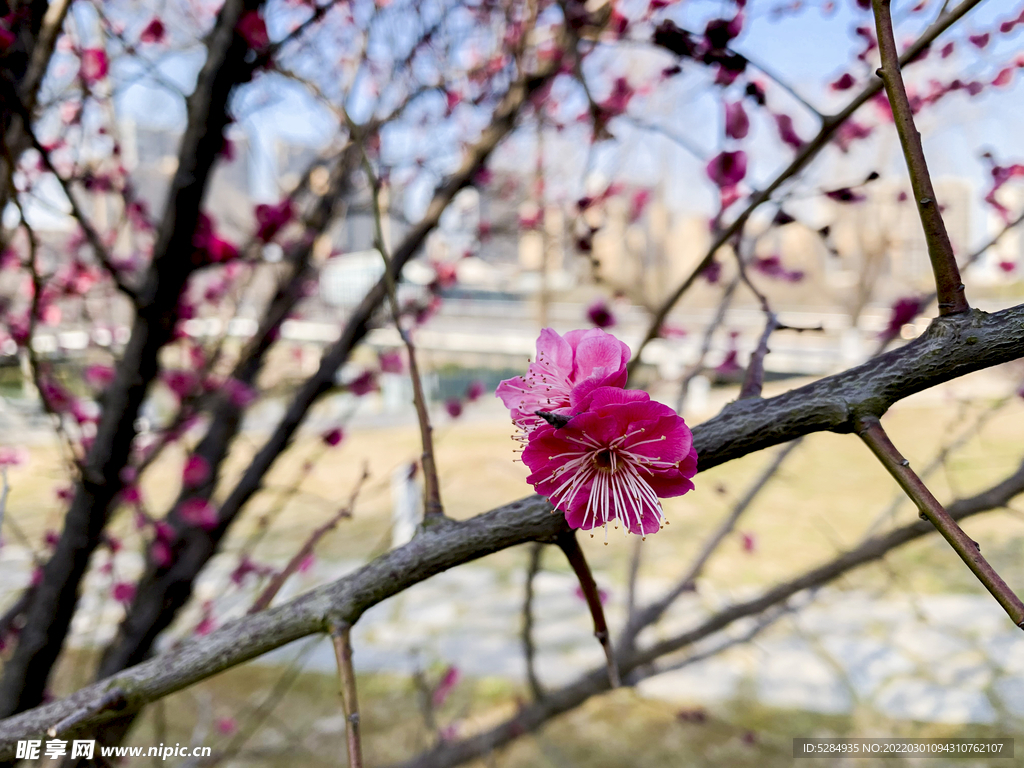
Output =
[
  {"x1": 857, "y1": 416, "x2": 1024, "y2": 627},
  {"x1": 628, "y1": 0, "x2": 985, "y2": 378},
  {"x1": 871, "y1": 0, "x2": 968, "y2": 315}
]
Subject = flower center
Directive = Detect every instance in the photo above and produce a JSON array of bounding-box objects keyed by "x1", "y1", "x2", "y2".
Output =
[{"x1": 594, "y1": 449, "x2": 614, "y2": 470}]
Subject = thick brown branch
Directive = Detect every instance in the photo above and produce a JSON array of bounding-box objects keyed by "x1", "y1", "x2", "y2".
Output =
[
  {"x1": 0, "y1": 0, "x2": 263, "y2": 722},
  {"x1": 871, "y1": 0, "x2": 968, "y2": 315}
]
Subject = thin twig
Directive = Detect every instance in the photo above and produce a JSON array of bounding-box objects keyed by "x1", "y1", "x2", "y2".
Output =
[
  {"x1": 622, "y1": 439, "x2": 802, "y2": 647},
  {"x1": 331, "y1": 624, "x2": 363, "y2": 768},
  {"x1": 857, "y1": 416, "x2": 1024, "y2": 627},
  {"x1": 248, "y1": 467, "x2": 369, "y2": 614},
  {"x1": 875, "y1": 207, "x2": 1024, "y2": 353},
  {"x1": 871, "y1": 0, "x2": 968, "y2": 315},
  {"x1": 46, "y1": 687, "x2": 126, "y2": 738},
  {"x1": 675, "y1": 275, "x2": 740, "y2": 414},
  {"x1": 555, "y1": 532, "x2": 619, "y2": 689},
  {"x1": 15, "y1": 101, "x2": 138, "y2": 301},
  {"x1": 628, "y1": 0, "x2": 985, "y2": 377},
  {"x1": 358, "y1": 142, "x2": 444, "y2": 520},
  {"x1": 520, "y1": 543, "x2": 545, "y2": 701}
]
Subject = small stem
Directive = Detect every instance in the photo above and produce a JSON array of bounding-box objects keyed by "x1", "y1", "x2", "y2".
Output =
[
  {"x1": 858, "y1": 417, "x2": 1024, "y2": 628},
  {"x1": 622, "y1": 439, "x2": 801, "y2": 646},
  {"x1": 359, "y1": 146, "x2": 444, "y2": 519},
  {"x1": 521, "y1": 542, "x2": 545, "y2": 701},
  {"x1": 871, "y1": 0, "x2": 968, "y2": 315},
  {"x1": 331, "y1": 623, "x2": 364, "y2": 768},
  {"x1": 555, "y1": 531, "x2": 619, "y2": 688},
  {"x1": 249, "y1": 467, "x2": 368, "y2": 613}
]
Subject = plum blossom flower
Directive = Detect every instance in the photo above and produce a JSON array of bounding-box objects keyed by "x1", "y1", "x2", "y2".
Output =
[
  {"x1": 496, "y1": 328, "x2": 630, "y2": 436},
  {"x1": 139, "y1": 17, "x2": 166, "y2": 44},
  {"x1": 724, "y1": 101, "x2": 749, "y2": 139},
  {"x1": 80, "y1": 49, "x2": 108, "y2": 85},
  {"x1": 465, "y1": 380, "x2": 486, "y2": 401},
  {"x1": 774, "y1": 113, "x2": 803, "y2": 149},
  {"x1": 254, "y1": 200, "x2": 294, "y2": 242},
  {"x1": 379, "y1": 350, "x2": 404, "y2": 373},
  {"x1": 522, "y1": 387, "x2": 697, "y2": 537},
  {"x1": 432, "y1": 666, "x2": 461, "y2": 708},
  {"x1": 586, "y1": 299, "x2": 616, "y2": 329},
  {"x1": 706, "y1": 150, "x2": 747, "y2": 189},
  {"x1": 322, "y1": 427, "x2": 344, "y2": 447},
  {"x1": 112, "y1": 582, "x2": 136, "y2": 604},
  {"x1": 882, "y1": 296, "x2": 923, "y2": 338},
  {"x1": 237, "y1": 11, "x2": 269, "y2": 48},
  {"x1": 347, "y1": 370, "x2": 378, "y2": 396},
  {"x1": 179, "y1": 498, "x2": 218, "y2": 530},
  {"x1": 183, "y1": 455, "x2": 210, "y2": 488}
]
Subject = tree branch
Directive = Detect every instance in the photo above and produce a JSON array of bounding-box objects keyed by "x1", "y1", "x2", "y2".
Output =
[
  {"x1": 0, "y1": 0, "x2": 265, "y2": 722},
  {"x1": 520, "y1": 543, "x2": 545, "y2": 702},
  {"x1": 4, "y1": 301, "x2": 1024, "y2": 751},
  {"x1": 857, "y1": 416, "x2": 1024, "y2": 626},
  {"x1": 331, "y1": 624, "x2": 363, "y2": 768},
  {"x1": 871, "y1": 0, "x2": 968, "y2": 315},
  {"x1": 555, "y1": 532, "x2": 619, "y2": 689},
  {"x1": 390, "y1": 455, "x2": 1024, "y2": 768},
  {"x1": 627, "y1": 0, "x2": 985, "y2": 377}
]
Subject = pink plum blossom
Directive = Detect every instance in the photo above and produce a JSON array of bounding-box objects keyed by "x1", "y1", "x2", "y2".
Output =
[
  {"x1": 882, "y1": 296, "x2": 923, "y2": 338},
  {"x1": 322, "y1": 427, "x2": 344, "y2": 446},
  {"x1": 586, "y1": 299, "x2": 616, "y2": 329},
  {"x1": 112, "y1": 582, "x2": 136, "y2": 604},
  {"x1": 80, "y1": 49, "x2": 109, "y2": 85},
  {"x1": 521, "y1": 387, "x2": 697, "y2": 537},
  {"x1": 706, "y1": 150, "x2": 747, "y2": 189},
  {"x1": 445, "y1": 399, "x2": 463, "y2": 418},
  {"x1": 183, "y1": 455, "x2": 210, "y2": 488},
  {"x1": 432, "y1": 666, "x2": 461, "y2": 708},
  {"x1": 84, "y1": 364, "x2": 115, "y2": 388},
  {"x1": 465, "y1": 380, "x2": 486, "y2": 401},
  {"x1": 254, "y1": 200, "x2": 294, "y2": 242},
  {"x1": 379, "y1": 350, "x2": 404, "y2": 373},
  {"x1": 179, "y1": 498, "x2": 218, "y2": 530},
  {"x1": 347, "y1": 370, "x2": 378, "y2": 396},
  {"x1": 724, "y1": 101, "x2": 749, "y2": 139},
  {"x1": 774, "y1": 113, "x2": 803, "y2": 149},
  {"x1": 139, "y1": 17, "x2": 166, "y2": 44},
  {"x1": 496, "y1": 328, "x2": 630, "y2": 436},
  {"x1": 237, "y1": 11, "x2": 269, "y2": 48}
]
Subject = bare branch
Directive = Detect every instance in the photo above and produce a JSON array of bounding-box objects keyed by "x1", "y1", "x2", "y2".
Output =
[
  {"x1": 521, "y1": 542, "x2": 545, "y2": 702},
  {"x1": 555, "y1": 532, "x2": 619, "y2": 689},
  {"x1": 331, "y1": 624, "x2": 363, "y2": 768},
  {"x1": 871, "y1": 0, "x2": 968, "y2": 315},
  {"x1": 628, "y1": 0, "x2": 985, "y2": 377},
  {"x1": 857, "y1": 416, "x2": 1024, "y2": 627}
]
